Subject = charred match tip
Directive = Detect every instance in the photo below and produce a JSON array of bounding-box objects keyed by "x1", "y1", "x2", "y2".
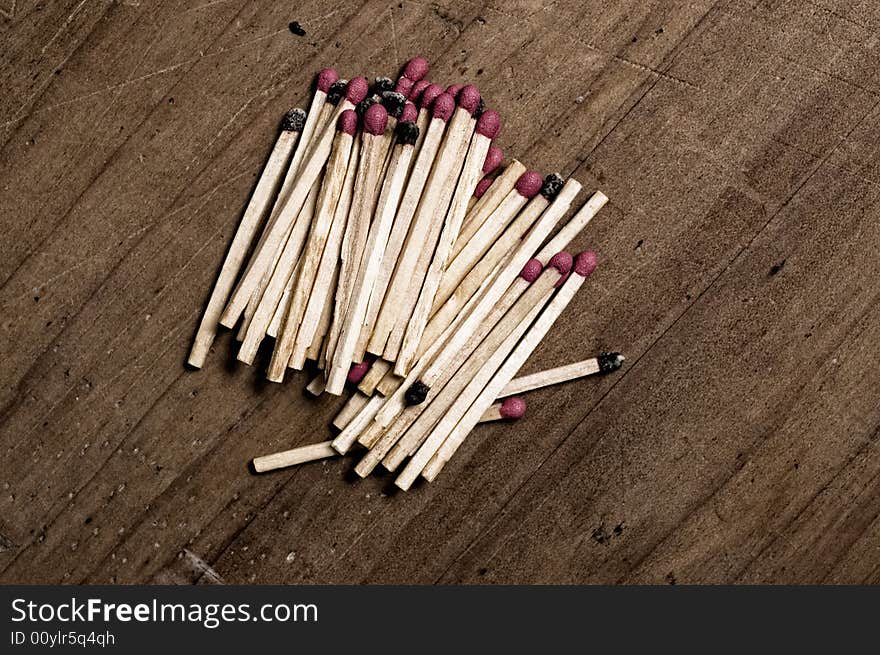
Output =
[
  {"x1": 327, "y1": 79, "x2": 348, "y2": 105},
  {"x1": 515, "y1": 170, "x2": 543, "y2": 198},
  {"x1": 457, "y1": 85, "x2": 481, "y2": 114},
  {"x1": 347, "y1": 360, "x2": 372, "y2": 384},
  {"x1": 549, "y1": 251, "x2": 574, "y2": 287},
  {"x1": 474, "y1": 176, "x2": 494, "y2": 198},
  {"x1": 500, "y1": 396, "x2": 527, "y2": 419},
  {"x1": 432, "y1": 93, "x2": 456, "y2": 122},
  {"x1": 317, "y1": 68, "x2": 340, "y2": 93},
  {"x1": 410, "y1": 79, "x2": 431, "y2": 102},
  {"x1": 338, "y1": 109, "x2": 358, "y2": 135},
  {"x1": 381, "y1": 91, "x2": 407, "y2": 118},
  {"x1": 394, "y1": 76, "x2": 414, "y2": 97},
  {"x1": 373, "y1": 76, "x2": 394, "y2": 94},
  {"x1": 405, "y1": 380, "x2": 430, "y2": 406},
  {"x1": 519, "y1": 258, "x2": 543, "y2": 283},
  {"x1": 356, "y1": 94, "x2": 381, "y2": 116},
  {"x1": 475, "y1": 109, "x2": 501, "y2": 138},
  {"x1": 420, "y1": 83, "x2": 444, "y2": 109},
  {"x1": 540, "y1": 173, "x2": 565, "y2": 200},
  {"x1": 574, "y1": 251, "x2": 598, "y2": 277},
  {"x1": 400, "y1": 100, "x2": 418, "y2": 123},
  {"x1": 346, "y1": 77, "x2": 369, "y2": 104},
  {"x1": 483, "y1": 145, "x2": 503, "y2": 174},
  {"x1": 474, "y1": 97, "x2": 486, "y2": 119},
  {"x1": 280, "y1": 108, "x2": 307, "y2": 132},
  {"x1": 446, "y1": 83, "x2": 463, "y2": 98},
  {"x1": 403, "y1": 57, "x2": 429, "y2": 81},
  {"x1": 396, "y1": 120, "x2": 420, "y2": 145},
  {"x1": 364, "y1": 103, "x2": 388, "y2": 135},
  {"x1": 597, "y1": 352, "x2": 625, "y2": 373}
]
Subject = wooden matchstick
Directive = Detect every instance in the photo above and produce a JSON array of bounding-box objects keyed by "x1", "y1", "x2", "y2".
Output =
[
  {"x1": 187, "y1": 107, "x2": 306, "y2": 368},
  {"x1": 499, "y1": 352, "x2": 624, "y2": 397},
  {"x1": 220, "y1": 77, "x2": 368, "y2": 329},
  {"x1": 395, "y1": 109, "x2": 502, "y2": 376},
  {"x1": 455, "y1": 159, "x2": 527, "y2": 258},
  {"x1": 481, "y1": 397, "x2": 527, "y2": 422},
  {"x1": 325, "y1": 119, "x2": 420, "y2": 394},
  {"x1": 420, "y1": 251, "x2": 598, "y2": 482},
  {"x1": 482, "y1": 145, "x2": 503, "y2": 176}
]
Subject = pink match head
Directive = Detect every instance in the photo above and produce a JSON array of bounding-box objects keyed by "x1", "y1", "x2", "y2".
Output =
[
  {"x1": 410, "y1": 79, "x2": 431, "y2": 102},
  {"x1": 474, "y1": 176, "x2": 494, "y2": 198},
  {"x1": 483, "y1": 145, "x2": 503, "y2": 174},
  {"x1": 500, "y1": 397, "x2": 527, "y2": 420},
  {"x1": 403, "y1": 57, "x2": 429, "y2": 81},
  {"x1": 337, "y1": 109, "x2": 358, "y2": 135},
  {"x1": 347, "y1": 360, "x2": 372, "y2": 384},
  {"x1": 363, "y1": 103, "x2": 388, "y2": 135},
  {"x1": 446, "y1": 83, "x2": 463, "y2": 98},
  {"x1": 317, "y1": 68, "x2": 339, "y2": 93},
  {"x1": 548, "y1": 251, "x2": 574, "y2": 287},
  {"x1": 515, "y1": 170, "x2": 543, "y2": 198},
  {"x1": 394, "y1": 76, "x2": 414, "y2": 97},
  {"x1": 420, "y1": 83, "x2": 444, "y2": 109},
  {"x1": 475, "y1": 110, "x2": 501, "y2": 139},
  {"x1": 431, "y1": 93, "x2": 456, "y2": 122},
  {"x1": 519, "y1": 258, "x2": 543, "y2": 283},
  {"x1": 574, "y1": 251, "x2": 598, "y2": 278},
  {"x1": 457, "y1": 85, "x2": 481, "y2": 114},
  {"x1": 345, "y1": 77, "x2": 369, "y2": 104},
  {"x1": 400, "y1": 100, "x2": 418, "y2": 123}
]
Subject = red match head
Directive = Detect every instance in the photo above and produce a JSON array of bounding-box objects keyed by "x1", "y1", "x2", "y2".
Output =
[
  {"x1": 400, "y1": 101, "x2": 418, "y2": 123},
  {"x1": 457, "y1": 85, "x2": 481, "y2": 114},
  {"x1": 445, "y1": 83, "x2": 463, "y2": 98},
  {"x1": 337, "y1": 109, "x2": 358, "y2": 135},
  {"x1": 515, "y1": 170, "x2": 543, "y2": 198},
  {"x1": 347, "y1": 360, "x2": 372, "y2": 384},
  {"x1": 519, "y1": 258, "x2": 543, "y2": 283},
  {"x1": 317, "y1": 68, "x2": 340, "y2": 93},
  {"x1": 483, "y1": 145, "x2": 503, "y2": 174},
  {"x1": 346, "y1": 77, "x2": 369, "y2": 104},
  {"x1": 474, "y1": 176, "x2": 494, "y2": 198},
  {"x1": 394, "y1": 76, "x2": 414, "y2": 97},
  {"x1": 574, "y1": 251, "x2": 598, "y2": 278},
  {"x1": 500, "y1": 396, "x2": 527, "y2": 420},
  {"x1": 403, "y1": 57, "x2": 429, "y2": 81},
  {"x1": 475, "y1": 109, "x2": 500, "y2": 139},
  {"x1": 420, "y1": 83, "x2": 444, "y2": 109},
  {"x1": 548, "y1": 251, "x2": 574, "y2": 287},
  {"x1": 431, "y1": 93, "x2": 456, "y2": 122},
  {"x1": 363, "y1": 103, "x2": 388, "y2": 135},
  {"x1": 410, "y1": 79, "x2": 431, "y2": 102}
]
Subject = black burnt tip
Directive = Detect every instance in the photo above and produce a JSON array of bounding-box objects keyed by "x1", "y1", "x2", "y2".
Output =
[
  {"x1": 474, "y1": 97, "x2": 486, "y2": 119},
  {"x1": 356, "y1": 94, "x2": 382, "y2": 116},
  {"x1": 381, "y1": 91, "x2": 407, "y2": 119},
  {"x1": 540, "y1": 173, "x2": 565, "y2": 200},
  {"x1": 396, "y1": 121, "x2": 419, "y2": 146},
  {"x1": 597, "y1": 352, "x2": 624, "y2": 373},
  {"x1": 373, "y1": 76, "x2": 394, "y2": 94},
  {"x1": 405, "y1": 381, "x2": 430, "y2": 406},
  {"x1": 280, "y1": 108, "x2": 307, "y2": 132},
  {"x1": 327, "y1": 80, "x2": 348, "y2": 105}
]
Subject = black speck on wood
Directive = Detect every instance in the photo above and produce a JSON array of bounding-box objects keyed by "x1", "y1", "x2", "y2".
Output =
[{"x1": 289, "y1": 21, "x2": 306, "y2": 36}]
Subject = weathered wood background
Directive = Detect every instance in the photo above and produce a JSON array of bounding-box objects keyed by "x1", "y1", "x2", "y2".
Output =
[{"x1": 2, "y1": 0, "x2": 879, "y2": 584}]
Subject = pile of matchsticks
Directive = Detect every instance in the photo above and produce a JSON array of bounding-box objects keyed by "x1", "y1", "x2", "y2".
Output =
[{"x1": 188, "y1": 57, "x2": 623, "y2": 490}]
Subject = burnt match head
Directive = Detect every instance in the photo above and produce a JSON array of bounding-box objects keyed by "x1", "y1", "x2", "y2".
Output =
[
  {"x1": 515, "y1": 170, "x2": 543, "y2": 198},
  {"x1": 446, "y1": 83, "x2": 463, "y2": 98},
  {"x1": 346, "y1": 77, "x2": 370, "y2": 104},
  {"x1": 347, "y1": 360, "x2": 372, "y2": 384},
  {"x1": 317, "y1": 68, "x2": 340, "y2": 93},
  {"x1": 363, "y1": 103, "x2": 389, "y2": 135},
  {"x1": 475, "y1": 109, "x2": 501, "y2": 139},
  {"x1": 356, "y1": 94, "x2": 382, "y2": 116},
  {"x1": 541, "y1": 173, "x2": 565, "y2": 200},
  {"x1": 597, "y1": 352, "x2": 625, "y2": 373},
  {"x1": 280, "y1": 108, "x2": 306, "y2": 132},
  {"x1": 373, "y1": 76, "x2": 394, "y2": 94},
  {"x1": 405, "y1": 380, "x2": 430, "y2": 406},
  {"x1": 400, "y1": 100, "x2": 418, "y2": 123},
  {"x1": 396, "y1": 120, "x2": 420, "y2": 146},
  {"x1": 432, "y1": 93, "x2": 456, "y2": 122},
  {"x1": 483, "y1": 145, "x2": 503, "y2": 174},
  {"x1": 474, "y1": 176, "x2": 494, "y2": 198},
  {"x1": 403, "y1": 57, "x2": 429, "y2": 81},
  {"x1": 327, "y1": 79, "x2": 348, "y2": 105},
  {"x1": 519, "y1": 258, "x2": 543, "y2": 283},
  {"x1": 410, "y1": 79, "x2": 431, "y2": 103},
  {"x1": 394, "y1": 76, "x2": 414, "y2": 98},
  {"x1": 458, "y1": 85, "x2": 481, "y2": 115},
  {"x1": 574, "y1": 251, "x2": 598, "y2": 278},
  {"x1": 500, "y1": 397, "x2": 527, "y2": 420},
  {"x1": 549, "y1": 251, "x2": 574, "y2": 287},
  {"x1": 337, "y1": 109, "x2": 359, "y2": 135},
  {"x1": 381, "y1": 91, "x2": 407, "y2": 119},
  {"x1": 474, "y1": 97, "x2": 486, "y2": 119},
  {"x1": 420, "y1": 83, "x2": 444, "y2": 109}
]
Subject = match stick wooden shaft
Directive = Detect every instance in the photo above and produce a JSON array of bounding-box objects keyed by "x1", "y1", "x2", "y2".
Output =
[
  {"x1": 332, "y1": 391, "x2": 370, "y2": 430},
  {"x1": 500, "y1": 358, "x2": 600, "y2": 396},
  {"x1": 357, "y1": 358, "x2": 392, "y2": 395},
  {"x1": 480, "y1": 401, "x2": 510, "y2": 422},
  {"x1": 306, "y1": 263, "x2": 339, "y2": 365}
]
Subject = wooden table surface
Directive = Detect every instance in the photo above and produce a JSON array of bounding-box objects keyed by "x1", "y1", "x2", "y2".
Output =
[{"x1": 2, "y1": 0, "x2": 879, "y2": 585}]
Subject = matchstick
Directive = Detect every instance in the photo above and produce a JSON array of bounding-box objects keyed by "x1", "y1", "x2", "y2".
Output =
[
  {"x1": 470, "y1": 176, "x2": 494, "y2": 209},
  {"x1": 402, "y1": 56, "x2": 429, "y2": 82},
  {"x1": 394, "y1": 76, "x2": 414, "y2": 98},
  {"x1": 421, "y1": 251, "x2": 598, "y2": 482},
  {"x1": 481, "y1": 397, "x2": 527, "y2": 422},
  {"x1": 187, "y1": 107, "x2": 306, "y2": 368},
  {"x1": 357, "y1": 358, "x2": 392, "y2": 395},
  {"x1": 332, "y1": 391, "x2": 371, "y2": 429},
  {"x1": 483, "y1": 145, "x2": 503, "y2": 176},
  {"x1": 467, "y1": 146, "x2": 502, "y2": 213},
  {"x1": 394, "y1": 109, "x2": 502, "y2": 375},
  {"x1": 220, "y1": 77, "x2": 368, "y2": 329},
  {"x1": 325, "y1": 119, "x2": 420, "y2": 394},
  {"x1": 499, "y1": 352, "x2": 624, "y2": 397},
  {"x1": 305, "y1": 357, "x2": 371, "y2": 399},
  {"x1": 364, "y1": 91, "x2": 456, "y2": 357},
  {"x1": 265, "y1": 110, "x2": 358, "y2": 381}
]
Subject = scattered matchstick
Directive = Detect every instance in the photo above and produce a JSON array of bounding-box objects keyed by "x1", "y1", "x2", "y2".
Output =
[
  {"x1": 481, "y1": 397, "x2": 527, "y2": 422},
  {"x1": 499, "y1": 352, "x2": 624, "y2": 397}
]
